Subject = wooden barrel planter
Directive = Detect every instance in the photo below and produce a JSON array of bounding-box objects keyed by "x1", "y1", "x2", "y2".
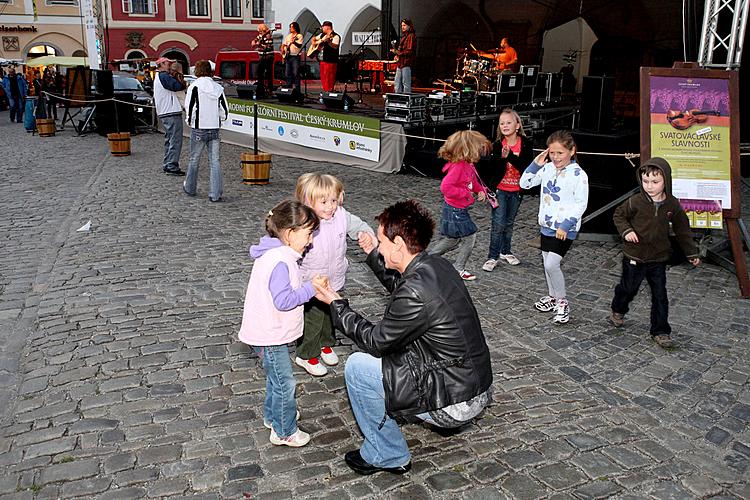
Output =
[
  {"x1": 107, "y1": 132, "x2": 131, "y2": 157},
  {"x1": 37, "y1": 118, "x2": 56, "y2": 137},
  {"x1": 240, "y1": 152, "x2": 272, "y2": 185}
]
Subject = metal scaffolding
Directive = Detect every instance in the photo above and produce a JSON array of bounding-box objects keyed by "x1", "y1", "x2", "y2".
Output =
[{"x1": 698, "y1": 0, "x2": 749, "y2": 69}]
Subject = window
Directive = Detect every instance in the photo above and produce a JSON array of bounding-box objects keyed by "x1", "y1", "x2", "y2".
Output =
[
  {"x1": 251, "y1": 0, "x2": 262, "y2": 18},
  {"x1": 219, "y1": 61, "x2": 245, "y2": 80},
  {"x1": 223, "y1": 0, "x2": 240, "y2": 17},
  {"x1": 188, "y1": 0, "x2": 207, "y2": 16},
  {"x1": 121, "y1": 0, "x2": 157, "y2": 14}
]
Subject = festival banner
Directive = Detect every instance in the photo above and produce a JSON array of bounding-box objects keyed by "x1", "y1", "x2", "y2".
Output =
[
  {"x1": 649, "y1": 76, "x2": 731, "y2": 210},
  {"x1": 223, "y1": 99, "x2": 381, "y2": 162}
]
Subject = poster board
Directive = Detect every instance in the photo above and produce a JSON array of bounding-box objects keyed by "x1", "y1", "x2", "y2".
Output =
[{"x1": 640, "y1": 66, "x2": 740, "y2": 218}]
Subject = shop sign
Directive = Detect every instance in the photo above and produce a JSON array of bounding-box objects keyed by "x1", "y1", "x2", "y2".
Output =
[{"x1": 1, "y1": 25, "x2": 38, "y2": 33}]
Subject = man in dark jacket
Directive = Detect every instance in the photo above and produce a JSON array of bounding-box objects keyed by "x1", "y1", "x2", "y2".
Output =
[
  {"x1": 610, "y1": 157, "x2": 700, "y2": 347},
  {"x1": 2, "y1": 67, "x2": 28, "y2": 123},
  {"x1": 314, "y1": 200, "x2": 493, "y2": 475}
]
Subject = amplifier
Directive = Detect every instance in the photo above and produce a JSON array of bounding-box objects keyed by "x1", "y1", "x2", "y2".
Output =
[
  {"x1": 497, "y1": 73, "x2": 523, "y2": 93},
  {"x1": 498, "y1": 92, "x2": 519, "y2": 106},
  {"x1": 427, "y1": 93, "x2": 459, "y2": 106},
  {"x1": 519, "y1": 86, "x2": 534, "y2": 104},
  {"x1": 534, "y1": 73, "x2": 562, "y2": 102},
  {"x1": 385, "y1": 106, "x2": 426, "y2": 122},
  {"x1": 519, "y1": 65, "x2": 540, "y2": 87},
  {"x1": 477, "y1": 91, "x2": 500, "y2": 112},
  {"x1": 443, "y1": 105, "x2": 458, "y2": 119},
  {"x1": 384, "y1": 93, "x2": 427, "y2": 108}
]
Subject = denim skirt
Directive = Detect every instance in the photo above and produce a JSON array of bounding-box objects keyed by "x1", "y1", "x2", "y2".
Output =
[{"x1": 440, "y1": 202, "x2": 477, "y2": 238}]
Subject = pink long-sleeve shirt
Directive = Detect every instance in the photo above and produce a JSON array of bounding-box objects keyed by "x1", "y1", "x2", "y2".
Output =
[{"x1": 440, "y1": 160, "x2": 483, "y2": 209}]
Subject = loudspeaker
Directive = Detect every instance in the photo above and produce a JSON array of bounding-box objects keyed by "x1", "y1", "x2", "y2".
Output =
[
  {"x1": 93, "y1": 69, "x2": 114, "y2": 97},
  {"x1": 65, "y1": 66, "x2": 92, "y2": 106},
  {"x1": 275, "y1": 86, "x2": 303, "y2": 104},
  {"x1": 321, "y1": 91, "x2": 354, "y2": 110},
  {"x1": 237, "y1": 83, "x2": 264, "y2": 100},
  {"x1": 579, "y1": 76, "x2": 614, "y2": 132}
]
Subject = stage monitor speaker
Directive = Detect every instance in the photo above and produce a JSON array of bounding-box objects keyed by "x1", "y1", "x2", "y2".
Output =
[
  {"x1": 236, "y1": 83, "x2": 264, "y2": 100},
  {"x1": 321, "y1": 91, "x2": 354, "y2": 111},
  {"x1": 520, "y1": 65, "x2": 539, "y2": 87},
  {"x1": 579, "y1": 76, "x2": 614, "y2": 132},
  {"x1": 497, "y1": 73, "x2": 523, "y2": 93},
  {"x1": 275, "y1": 86, "x2": 303, "y2": 104}
]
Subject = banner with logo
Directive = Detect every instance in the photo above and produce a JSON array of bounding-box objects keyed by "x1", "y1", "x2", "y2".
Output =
[
  {"x1": 223, "y1": 99, "x2": 381, "y2": 162},
  {"x1": 352, "y1": 31, "x2": 382, "y2": 46}
]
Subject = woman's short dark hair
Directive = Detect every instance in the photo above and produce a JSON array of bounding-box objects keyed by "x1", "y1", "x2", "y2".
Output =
[
  {"x1": 194, "y1": 60, "x2": 213, "y2": 78},
  {"x1": 290, "y1": 22, "x2": 300, "y2": 33},
  {"x1": 376, "y1": 200, "x2": 434, "y2": 254},
  {"x1": 266, "y1": 200, "x2": 320, "y2": 238}
]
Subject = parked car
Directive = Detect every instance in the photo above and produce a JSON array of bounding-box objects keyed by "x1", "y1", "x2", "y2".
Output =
[{"x1": 112, "y1": 72, "x2": 155, "y2": 128}]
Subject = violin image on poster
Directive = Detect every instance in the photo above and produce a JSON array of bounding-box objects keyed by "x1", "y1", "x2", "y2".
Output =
[{"x1": 666, "y1": 109, "x2": 720, "y2": 130}]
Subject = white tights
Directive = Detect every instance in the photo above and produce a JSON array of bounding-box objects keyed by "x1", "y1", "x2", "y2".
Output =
[{"x1": 542, "y1": 251, "x2": 566, "y2": 301}]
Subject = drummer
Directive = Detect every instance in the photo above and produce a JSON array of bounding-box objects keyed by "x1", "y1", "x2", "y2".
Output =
[{"x1": 476, "y1": 38, "x2": 518, "y2": 72}]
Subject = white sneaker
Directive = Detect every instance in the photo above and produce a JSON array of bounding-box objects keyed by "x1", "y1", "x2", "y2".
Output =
[
  {"x1": 534, "y1": 295, "x2": 557, "y2": 312},
  {"x1": 482, "y1": 259, "x2": 498, "y2": 272},
  {"x1": 320, "y1": 346, "x2": 339, "y2": 366},
  {"x1": 264, "y1": 409, "x2": 300, "y2": 429},
  {"x1": 270, "y1": 428, "x2": 310, "y2": 447},
  {"x1": 553, "y1": 300, "x2": 570, "y2": 324},
  {"x1": 501, "y1": 253, "x2": 521, "y2": 265},
  {"x1": 459, "y1": 270, "x2": 477, "y2": 281},
  {"x1": 295, "y1": 356, "x2": 328, "y2": 376}
]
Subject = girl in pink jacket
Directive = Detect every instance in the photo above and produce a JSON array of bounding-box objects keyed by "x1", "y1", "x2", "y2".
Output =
[
  {"x1": 430, "y1": 130, "x2": 491, "y2": 281},
  {"x1": 238, "y1": 200, "x2": 325, "y2": 447}
]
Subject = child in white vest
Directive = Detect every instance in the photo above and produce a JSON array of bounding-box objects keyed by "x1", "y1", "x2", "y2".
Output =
[
  {"x1": 238, "y1": 200, "x2": 327, "y2": 447},
  {"x1": 293, "y1": 173, "x2": 376, "y2": 376}
]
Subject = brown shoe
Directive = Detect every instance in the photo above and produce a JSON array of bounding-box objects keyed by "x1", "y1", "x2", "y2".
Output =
[
  {"x1": 609, "y1": 311, "x2": 625, "y2": 327},
  {"x1": 653, "y1": 334, "x2": 676, "y2": 348}
]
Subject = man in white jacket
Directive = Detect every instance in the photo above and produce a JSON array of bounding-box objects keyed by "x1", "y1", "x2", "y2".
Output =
[
  {"x1": 154, "y1": 56, "x2": 186, "y2": 175},
  {"x1": 183, "y1": 60, "x2": 229, "y2": 202}
]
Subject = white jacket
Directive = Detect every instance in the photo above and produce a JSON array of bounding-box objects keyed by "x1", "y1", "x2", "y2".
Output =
[
  {"x1": 153, "y1": 71, "x2": 183, "y2": 117},
  {"x1": 185, "y1": 77, "x2": 228, "y2": 129}
]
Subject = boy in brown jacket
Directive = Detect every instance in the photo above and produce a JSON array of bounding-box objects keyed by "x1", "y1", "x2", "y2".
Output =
[{"x1": 610, "y1": 157, "x2": 700, "y2": 348}]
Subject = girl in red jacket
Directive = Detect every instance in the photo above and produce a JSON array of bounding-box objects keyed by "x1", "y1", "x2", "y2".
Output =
[{"x1": 429, "y1": 130, "x2": 491, "y2": 281}]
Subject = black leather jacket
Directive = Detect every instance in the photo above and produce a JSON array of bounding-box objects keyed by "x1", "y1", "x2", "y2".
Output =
[{"x1": 330, "y1": 250, "x2": 492, "y2": 418}]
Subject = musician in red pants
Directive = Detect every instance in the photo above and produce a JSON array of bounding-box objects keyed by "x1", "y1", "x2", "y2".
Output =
[{"x1": 313, "y1": 21, "x2": 340, "y2": 92}]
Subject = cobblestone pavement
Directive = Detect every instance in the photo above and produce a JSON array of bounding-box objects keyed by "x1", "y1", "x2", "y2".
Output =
[{"x1": 0, "y1": 116, "x2": 749, "y2": 499}]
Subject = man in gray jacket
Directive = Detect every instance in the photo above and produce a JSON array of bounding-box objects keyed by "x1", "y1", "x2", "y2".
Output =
[{"x1": 154, "y1": 57, "x2": 186, "y2": 175}]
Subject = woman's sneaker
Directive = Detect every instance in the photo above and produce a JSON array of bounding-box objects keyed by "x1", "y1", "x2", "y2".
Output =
[
  {"x1": 459, "y1": 270, "x2": 476, "y2": 281},
  {"x1": 270, "y1": 428, "x2": 310, "y2": 447},
  {"x1": 534, "y1": 295, "x2": 557, "y2": 312},
  {"x1": 553, "y1": 300, "x2": 570, "y2": 324},
  {"x1": 295, "y1": 357, "x2": 328, "y2": 376},
  {"x1": 500, "y1": 253, "x2": 521, "y2": 266},
  {"x1": 320, "y1": 346, "x2": 339, "y2": 366},
  {"x1": 482, "y1": 259, "x2": 498, "y2": 272},
  {"x1": 264, "y1": 409, "x2": 300, "y2": 429}
]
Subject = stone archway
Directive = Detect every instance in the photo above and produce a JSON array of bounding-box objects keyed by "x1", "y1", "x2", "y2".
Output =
[
  {"x1": 162, "y1": 49, "x2": 189, "y2": 74},
  {"x1": 340, "y1": 4, "x2": 381, "y2": 58}
]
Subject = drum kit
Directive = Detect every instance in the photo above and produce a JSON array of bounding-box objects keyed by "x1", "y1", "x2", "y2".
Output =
[{"x1": 454, "y1": 45, "x2": 504, "y2": 91}]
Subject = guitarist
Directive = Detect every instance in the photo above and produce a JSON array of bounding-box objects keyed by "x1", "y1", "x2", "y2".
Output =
[
  {"x1": 312, "y1": 21, "x2": 340, "y2": 92},
  {"x1": 392, "y1": 19, "x2": 416, "y2": 94},
  {"x1": 282, "y1": 22, "x2": 303, "y2": 89},
  {"x1": 251, "y1": 23, "x2": 275, "y2": 94}
]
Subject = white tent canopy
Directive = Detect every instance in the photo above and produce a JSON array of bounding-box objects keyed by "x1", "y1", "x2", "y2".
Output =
[{"x1": 25, "y1": 56, "x2": 89, "y2": 67}]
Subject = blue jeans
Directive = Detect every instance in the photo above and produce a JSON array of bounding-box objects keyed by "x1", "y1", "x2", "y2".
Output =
[
  {"x1": 160, "y1": 114, "x2": 183, "y2": 172},
  {"x1": 9, "y1": 96, "x2": 24, "y2": 123},
  {"x1": 345, "y1": 352, "x2": 411, "y2": 468},
  {"x1": 285, "y1": 55, "x2": 300, "y2": 89},
  {"x1": 395, "y1": 66, "x2": 412, "y2": 94},
  {"x1": 185, "y1": 128, "x2": 222, "y2": 201},
  {"x1": 253, "y1": 345, "x2": 299, "y2": 438},
  {"x1": 488, "y1": 190, "x2": 522, "y2": 259}
]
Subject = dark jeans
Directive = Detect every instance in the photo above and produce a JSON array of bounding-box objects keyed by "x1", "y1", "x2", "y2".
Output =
[
  {"x1": 297, "y1": 298, "x2": 336, "y2": 360},
  {"x1": 611, "y1": 257, "x2": 670, "y2": 336},
  {"x1": 9, "y1": 96, "x2": 24, "y2": 123},
  {"x1": 285, "y1": 55, "x2": 300, "y2": 89},
  {"x1": 258, "y1": 54, "x2": 274, "y2": 93}
]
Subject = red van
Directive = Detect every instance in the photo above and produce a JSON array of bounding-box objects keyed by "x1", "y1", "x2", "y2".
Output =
[{"x1": 214, "y1": 50, "x2": 285, "y2": 86}]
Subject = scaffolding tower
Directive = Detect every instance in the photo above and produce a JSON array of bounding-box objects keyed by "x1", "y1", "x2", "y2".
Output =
[{"x1": 698, "y1": 0, "x2": 749, "y2": 69}]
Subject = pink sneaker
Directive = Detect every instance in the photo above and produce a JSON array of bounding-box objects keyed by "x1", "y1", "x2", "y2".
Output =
[{"x1": 270, "y1": 428, "x2": 310, "y2": 447}]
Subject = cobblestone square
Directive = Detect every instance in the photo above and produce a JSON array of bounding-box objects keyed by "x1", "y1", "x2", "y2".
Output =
[{"x1": 1, "y1": 119, "x2": 749, "y2": 498}]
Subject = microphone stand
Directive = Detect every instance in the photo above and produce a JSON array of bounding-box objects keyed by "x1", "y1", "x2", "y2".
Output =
[
  {"x1": 299, "y1": 27, "x2": 321, "y2": 102},
  {"x1": 346, "y1": 27, "x2": 379, "y2": 107}
]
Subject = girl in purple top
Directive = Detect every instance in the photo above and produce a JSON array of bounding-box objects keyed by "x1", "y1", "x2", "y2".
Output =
[{"x1": 238, "y1": 200, "x2": 326, "y2": 447}]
